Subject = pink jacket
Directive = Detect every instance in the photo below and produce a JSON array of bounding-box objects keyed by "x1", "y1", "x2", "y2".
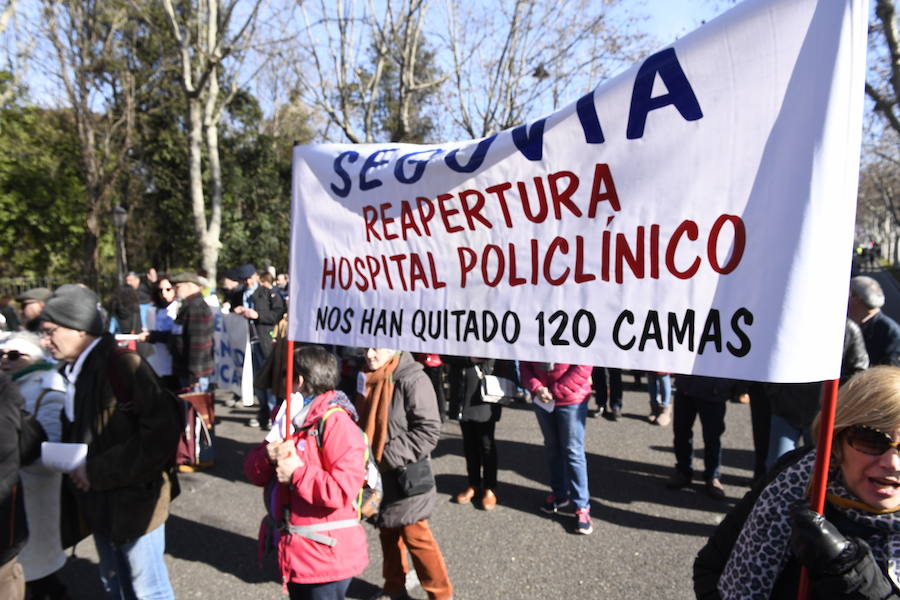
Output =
[
  {"x1": 244, "y1": 391, "x2": 368, "y2": 587},
  {"x1": 520, "y1": 362, "x2": 593, "y2": 406}
]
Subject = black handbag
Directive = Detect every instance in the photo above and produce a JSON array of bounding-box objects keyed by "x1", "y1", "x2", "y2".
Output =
[{"x1": 395, "y1": 456, "x2": 435, "y2": 497}]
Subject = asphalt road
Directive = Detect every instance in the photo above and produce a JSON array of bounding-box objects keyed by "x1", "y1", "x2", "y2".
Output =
[{"x1": 58, "y1": 378, "x2": 756, "y2": 600}]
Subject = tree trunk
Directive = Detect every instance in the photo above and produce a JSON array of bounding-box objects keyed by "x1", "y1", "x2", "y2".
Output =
[
  {"x1": 187, "y1": 95, "x2": 209, "y2": 274},
  {"x1": 203, "y1": 60, "x2": 222, "y2": 284}
]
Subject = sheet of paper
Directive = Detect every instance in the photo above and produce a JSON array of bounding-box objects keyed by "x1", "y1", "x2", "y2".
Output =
[
  {"x1": 532, "y1": 397, "x2": 555, "y2": 413},
  {"x1": 41, "y1": 442, "x2": 87, "y2": 472}
]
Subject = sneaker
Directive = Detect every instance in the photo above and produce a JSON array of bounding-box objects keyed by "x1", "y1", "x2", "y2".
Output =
[
  {"x1": 224, "y1": 395, "x2": 238, "y2": 408},
  {"x1": 656, "y1": 405, "x2": 672, "y2": 427},
  {"x1": 611, "y1": 406, "x2": 622, "y2": 421},
  {"x1": 248, "y1": 417, "x2": 260, "y2": 428},
  {"x1": 666, "y1": 469, "x2": 692, "y2": 489},
  {"x1": 575, "y1": 507, "x2": 593, "y2": 535},
  {"x1": 540, "y1": 495, "x2": 575, "y2": 516},
  {"x1": 705, "y1": 477, "x2": 726, "y2": 500}
]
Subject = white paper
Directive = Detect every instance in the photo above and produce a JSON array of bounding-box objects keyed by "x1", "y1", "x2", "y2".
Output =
[
  {"x1": 533, "y1": 397, "x2": 555, "y2": 413},
  {"x1": 41, "y1": 442, "x2": 87, "y2": 472}
]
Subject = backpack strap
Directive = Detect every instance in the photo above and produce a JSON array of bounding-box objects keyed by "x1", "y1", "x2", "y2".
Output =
[
  {"x1": 32, "y1": 387, "x2": 54, "y2": 417},
  {"x1": 312, "y1": 406, "x2": 347, "y2": 448}
]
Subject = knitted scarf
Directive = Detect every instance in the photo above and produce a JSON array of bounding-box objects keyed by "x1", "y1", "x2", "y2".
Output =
[
  {"x1": 719, "y1": 450, "x2": 900, "y2": 599},
  {"x1": 356, "y1": 352, "x2": 400, "y2": 464}
]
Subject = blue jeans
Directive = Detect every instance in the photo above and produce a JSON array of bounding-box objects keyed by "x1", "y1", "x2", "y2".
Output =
[
  {"x1": 94, "y1": 524, "x2": 173, "y2": 600},
  {"x1": 287, "y1": 578, "x2": 351, "y2": 600},
  {"x1": 672, "y1": 394, "x2": 726, "y2": 480},
  {"x1": 766, "y1": 414, "x2": 811, "y2": 470},
  {"x1": 647, "y1": 373, "x2": 671, "y2": 407},
  {"x1": 534, "y1": 401, "x2": 590, "y2": 509}
]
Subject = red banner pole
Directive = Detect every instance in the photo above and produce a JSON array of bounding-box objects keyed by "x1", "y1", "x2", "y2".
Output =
[
  {"x1": 797, "y1": 378, "x2": 840, "y2": 600},
  {"x1": 284, "y1": 339, "x2": 295, "y2": 440}
]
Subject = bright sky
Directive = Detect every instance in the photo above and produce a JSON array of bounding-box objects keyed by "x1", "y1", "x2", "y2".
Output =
[{"x1": 639, "y1": 0, "x2": 731, "y2": 48}]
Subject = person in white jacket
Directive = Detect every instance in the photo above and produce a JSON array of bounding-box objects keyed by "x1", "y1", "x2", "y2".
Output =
[{"x1": 0, "y1": 333, "x2": 68, "y2": 599}]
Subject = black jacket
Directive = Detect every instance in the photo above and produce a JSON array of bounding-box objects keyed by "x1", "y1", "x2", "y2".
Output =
[
  {"x1": 694, "y1": 448, "x2": 900, "y2": 600},
  {"x1": 861, "y1": 311, "x2": 900, "y2": 367},
  {"x1": 61, "y1": 335, "x2": 181, "y2": 544},
  {"x1": 0, "y1": 372, "x2": 45, "y2": 565},
  {"x1": 235, "y1": 285, "x2": 286, "y2": 358},
  {"x1": 445, "y1": 357, "x2": 517, "y2": 423}
]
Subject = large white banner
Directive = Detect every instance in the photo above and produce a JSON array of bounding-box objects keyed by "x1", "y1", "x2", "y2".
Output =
[{"x1": 288, "y1": 0, "x2": 867, "y2": 383}]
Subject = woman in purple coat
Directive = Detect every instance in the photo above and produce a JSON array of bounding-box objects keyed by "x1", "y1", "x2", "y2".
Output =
[{"x1": 520, "y1": 362, "x2": 594, "y2": 535}]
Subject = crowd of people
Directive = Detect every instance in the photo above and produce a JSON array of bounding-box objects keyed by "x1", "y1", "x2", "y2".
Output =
[{"x1": 0, "y1": 267, "x2": 898, "y2": 600}]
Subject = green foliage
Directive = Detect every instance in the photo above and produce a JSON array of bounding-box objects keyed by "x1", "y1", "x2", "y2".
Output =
[{"x1": 0, "y1": 89, "x2": 101, "y2": 277}]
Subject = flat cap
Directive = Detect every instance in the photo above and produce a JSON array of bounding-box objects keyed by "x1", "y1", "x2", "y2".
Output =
[
  {"x1": 16, "y1": 287, "x2": 52, "y2": 304},
  {"x1": 172, "y1": 271, "x2": 202, "y2": 286}
]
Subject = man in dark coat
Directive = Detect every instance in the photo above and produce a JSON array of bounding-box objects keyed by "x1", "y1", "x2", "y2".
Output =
[
  {"x1": 38, "y1": 284, "x2": 181, "y2": 599},
  {"x1": 666, "y1": 375, "x2": 737, "y2": 499},
  {"x1": 232, "y1": 264, "x2": 286, "y2": 428},
  {"x1": 0, "y1": 372, "x2": 44, "y2": 600},
  {"x1": 849, "y1": 276, "x2": 900, "y2": 367},
  {"x1": 171, "y1": 272, "x2": 214, "y2": 392}
]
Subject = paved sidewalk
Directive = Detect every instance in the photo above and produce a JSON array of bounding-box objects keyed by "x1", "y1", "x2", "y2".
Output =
[{"x1": 58, "y1": 382, "x2": 755, "y2": 599}]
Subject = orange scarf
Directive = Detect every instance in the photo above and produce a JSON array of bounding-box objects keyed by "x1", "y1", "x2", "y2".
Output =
[{"x1": 357, "y1": 352, "x2": 401, "y2": 463}]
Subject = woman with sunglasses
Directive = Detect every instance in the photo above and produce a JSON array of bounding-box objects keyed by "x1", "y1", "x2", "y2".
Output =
[
  {"x1": 695, "y1": 366, "x2": 900, "y2": 599},
  {"x1": 0, "y1": 334, "x2": 70, "y2": 600},
  {"x1": 139, "y1": 274, "x2": 180, "y2": 389}
]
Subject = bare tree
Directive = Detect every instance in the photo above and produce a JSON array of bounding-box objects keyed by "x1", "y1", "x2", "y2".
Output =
[
  {"x1": 867, "y1": 0, "x2": 900, "y2": 137},
  {"x1": 0, "y1": 0, "x2": 36, "y2": 107},
  {"x1": 161, "y1": 0, "x2": 263, "y2": 282},
  {"x1": 858, "y1": 142, "x2": 900, "y2": 265},
  {"x1": 287, "y1": 0, "x2": 646, "y2": 144},
  {"x1": 41, "y1": 0, "x2": 135, "y2": 282},
  {"x1": 442, "y1": 0, "x2": 647, "y2": 138},
  {"x1": 289, "y1": 0, "x2": 446, "y2": 144}
]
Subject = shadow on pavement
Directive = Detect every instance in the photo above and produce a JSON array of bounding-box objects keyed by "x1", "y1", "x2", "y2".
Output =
[
  {"x1": 166, "y1": 514, "x2": 273, "y2": 584},
  {"x1": 57, "y1": 554, "x2": 106, "y2": 598},
  {"x1": 347, "y1": 577, "x2": 382, "y2": 599}
]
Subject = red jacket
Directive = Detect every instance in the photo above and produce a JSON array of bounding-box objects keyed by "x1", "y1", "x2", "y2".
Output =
[
  {"x1": 244, "y1": 391, "x2": 368, "y2": 587},
  {"x1": 520, "y1": 362, "x2": 593, "y2": 406}
]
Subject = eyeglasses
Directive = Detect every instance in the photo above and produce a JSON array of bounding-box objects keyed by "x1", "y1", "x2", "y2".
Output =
[
  {"x1": 38, "y1": 326, "x2": 59, "y2": 338},
  {"x1": 0, "y1": 350, "x2": 23, "y2": 361},
  {"x1": 845, "y1": 425, "x2": 900, "y2": 456}
]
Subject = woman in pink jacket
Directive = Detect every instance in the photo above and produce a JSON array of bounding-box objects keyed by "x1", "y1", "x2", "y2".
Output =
[
  {"x1": 521, "y1": 361, "x2": 594, "y2": 535},
  {"x1": 245, "y1": 345, "x2": 368, "y2": 600}
]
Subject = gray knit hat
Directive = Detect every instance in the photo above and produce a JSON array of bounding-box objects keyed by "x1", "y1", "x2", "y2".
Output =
[{"x1": 40, "y1": 284, "x2": 105, "y2": 336}]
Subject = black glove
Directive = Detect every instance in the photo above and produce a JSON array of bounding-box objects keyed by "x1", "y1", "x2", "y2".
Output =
[{"x1": 790, "y1": 504, "x2": 856, "y2": 574}]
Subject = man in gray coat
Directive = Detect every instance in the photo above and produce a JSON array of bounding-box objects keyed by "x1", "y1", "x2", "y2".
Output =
[{"x1": 357, "y1": 349, "x2": 452, "y2": 600}]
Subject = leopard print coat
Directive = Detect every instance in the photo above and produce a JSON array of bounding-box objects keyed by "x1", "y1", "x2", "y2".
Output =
[{"x1": 718, "y1": 450, "x2": 900, "y2": 599}]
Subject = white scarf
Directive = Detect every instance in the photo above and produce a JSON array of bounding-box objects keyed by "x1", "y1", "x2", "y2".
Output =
[{"x1": 62, "y1": 337, "x2": 102, "y2": 422}]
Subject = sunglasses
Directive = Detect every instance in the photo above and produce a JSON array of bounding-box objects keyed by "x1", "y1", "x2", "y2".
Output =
[
  {"x1": 159, "y1": 286, "x2": 174, "y2": 292},
  {"x1": 845, "y1": 425, "x2": 900, "y2": 456},
  {"x1": 0, "y1": 350, "x2": 24, "y2": 361}
]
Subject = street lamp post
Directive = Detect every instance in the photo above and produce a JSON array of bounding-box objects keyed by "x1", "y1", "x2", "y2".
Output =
[{"x1": 112, "y1": 205, "x2": 129, "y2": 283}]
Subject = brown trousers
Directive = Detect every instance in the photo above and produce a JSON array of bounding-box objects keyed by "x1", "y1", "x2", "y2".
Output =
[
  {"x1": 0, "y1": 557, "x2": 25, "y2": 600},
  {"x1": 379, "y1": 519, "x2": 452, "y2": 600}
]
